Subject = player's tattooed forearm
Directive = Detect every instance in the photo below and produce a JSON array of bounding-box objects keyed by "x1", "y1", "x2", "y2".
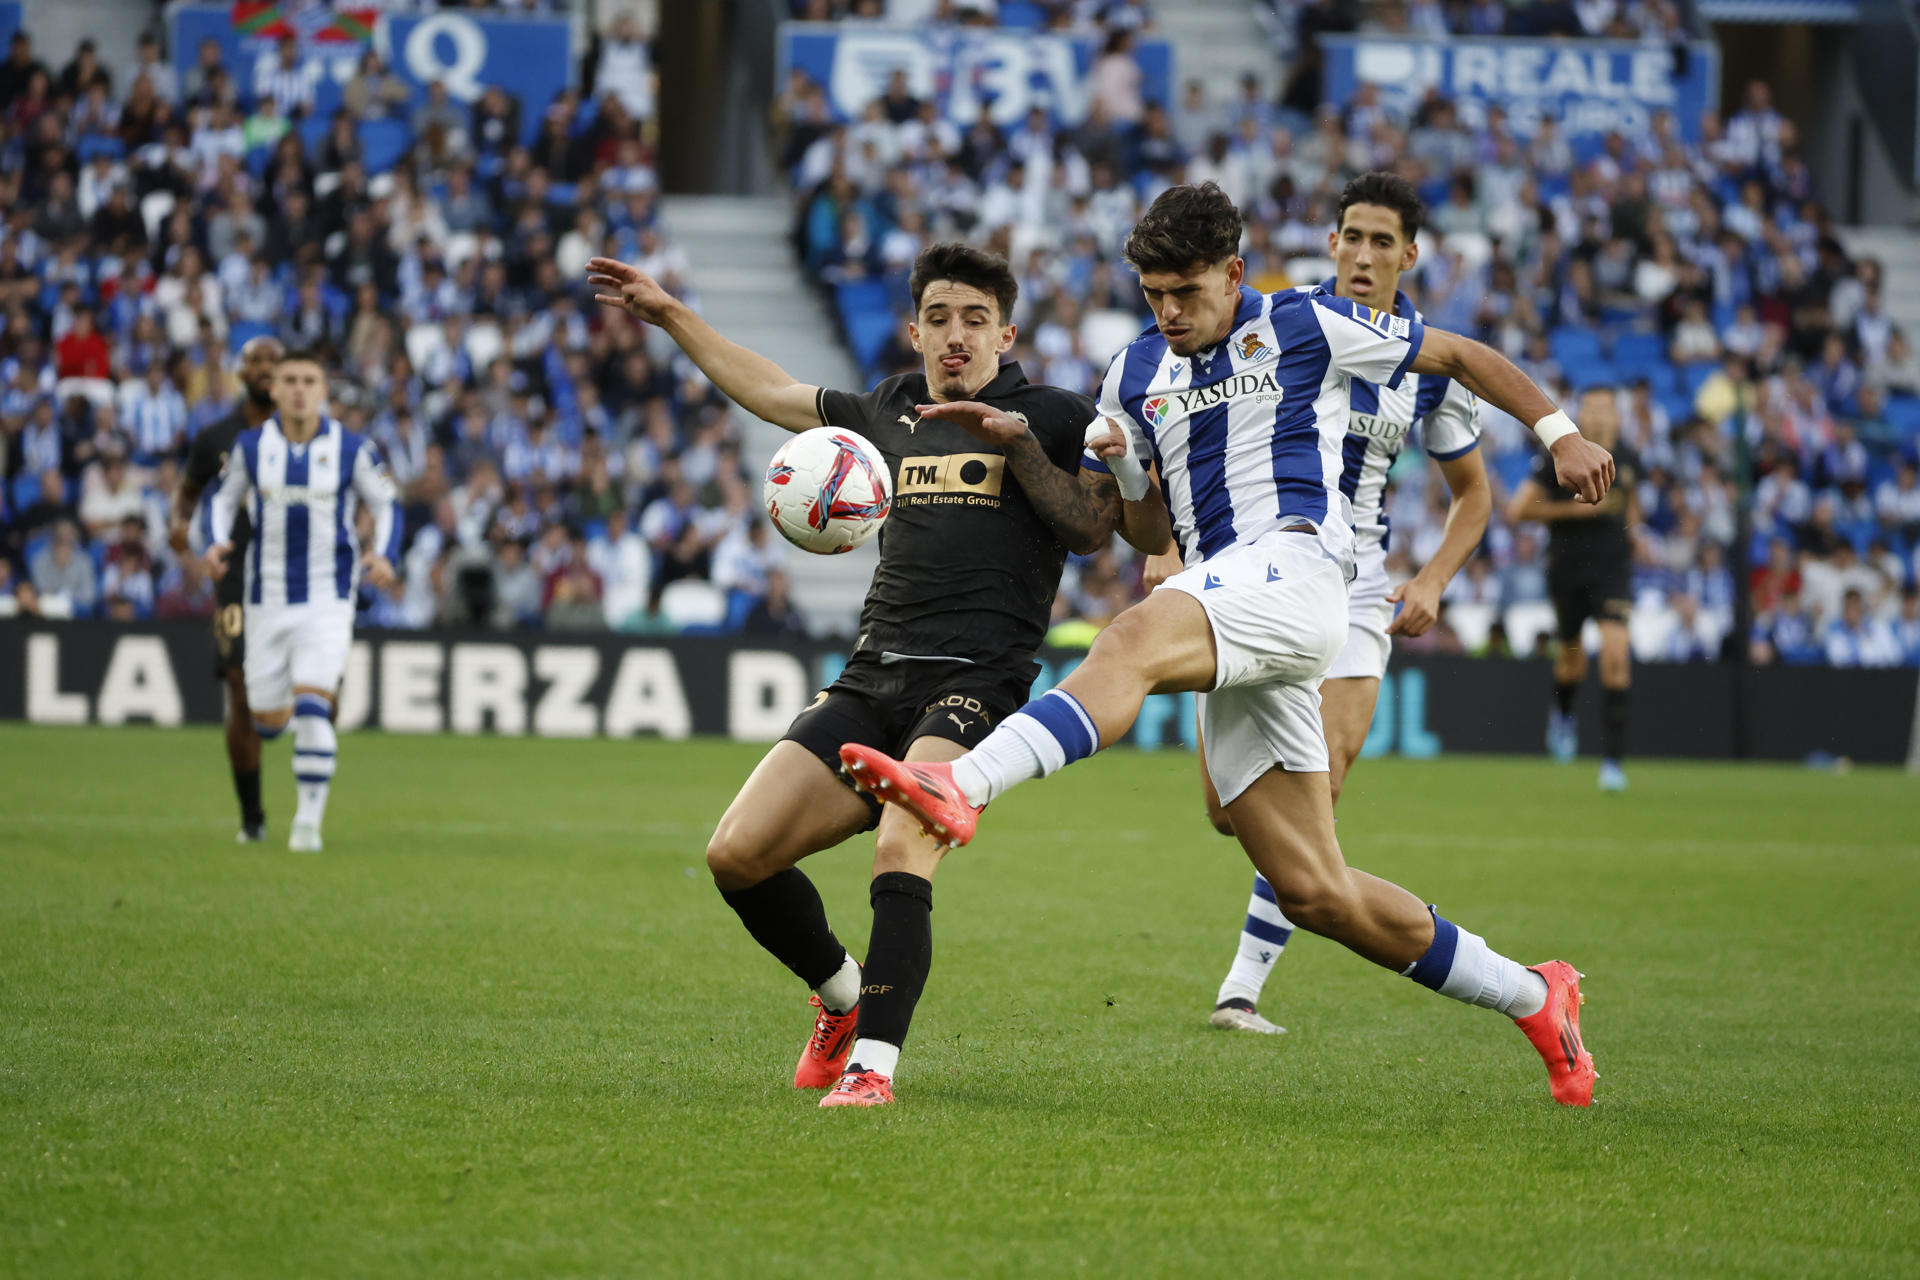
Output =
[{"x1": 1003, "y1": 433, "x2": 1121, "y2": 555}]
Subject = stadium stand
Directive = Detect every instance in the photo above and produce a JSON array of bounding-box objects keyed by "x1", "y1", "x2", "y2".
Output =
[{"x1": 1, "y1": 3, "x2": 1916, "y2": 669}]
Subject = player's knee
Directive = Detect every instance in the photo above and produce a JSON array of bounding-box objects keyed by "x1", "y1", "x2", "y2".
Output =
[
  {"x1": 252, "y1": 707, "x2": 292, "y2": 739},
  {"x1": 1268, "y1": 874, "x2": 1359, "y2": 937},
  {"x1": 705, "y1": 818, "x2": 775, "y2": 889},
  {"x1": 1085, "y1": 607, "x2": 1162, "y2": 681},
  {"x1": 872, "y1": 822, "x2": 940, "y2": 876}
]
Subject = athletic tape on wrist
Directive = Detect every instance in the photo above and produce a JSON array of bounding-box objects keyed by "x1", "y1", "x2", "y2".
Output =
[
  {"x1": 1533, "y1": 409, "x2": 1579, "y2": 449},
  {"x1": 1086, "y1": 419, "x2": 1150, "y2": 501}
]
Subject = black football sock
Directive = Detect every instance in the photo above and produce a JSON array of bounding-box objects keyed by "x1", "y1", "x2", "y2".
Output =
[
  {"x1": 234, "y1": 768, "x2": 263, "y2": 826},
  {"x1": 1554, "y1": 680, "x2": 1580, "y2": 717},
  {"x1": 1602, "y1": 687, "x2": 1630, "y2": 760},
  {"x1": 718, "y1": 867, "x2": 851, "y2": 996},
  {"x1": 852, "y1": 871, "x2": 933, "y2": 1052}
]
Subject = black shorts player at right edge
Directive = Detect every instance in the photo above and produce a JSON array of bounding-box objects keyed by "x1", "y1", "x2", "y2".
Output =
[
  {"x1": 589, "y1": 242, "x2": 1141, "y2": 1107},
  {"x1": 1512, "y1": 384, "x2": 1640, "y2": 792}
]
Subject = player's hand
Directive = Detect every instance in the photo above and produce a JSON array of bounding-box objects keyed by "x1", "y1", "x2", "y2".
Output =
[
  {"x1": 361, "y1": 553, "x2": 397, "y2": 591},
  {"x1": 167, "y1": 515, "x2": 191, "y2": 556},
  {"x1": 1085, "y1": 417, "x2": 1129, "y2": 460},
  {"x1": 1386, "y1": 574, "x2": 1443, "y2": 636},
  {"x1": 587, "y1": 257, "x2": 676, "y2": 325},
  {"x1": 1141, "y1": 546, "x2": 1183, "y2": 591},
  {"x1": 914, "y1": 400, "x2": 1029, "y2": 446},
  {"x1": 1550, "y1": 432, "x2": 1615, "y2": 504},
  {"x1": 203, "y1": 542, "x2": 230, "y2": 579}
]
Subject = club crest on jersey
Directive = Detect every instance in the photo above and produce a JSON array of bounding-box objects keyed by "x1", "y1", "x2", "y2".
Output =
[
  {"x1": 1143, "y1": 397, "x2": 1171, "y2": 428},
  {"x1": 1236, "y1": 331, "x2": 1268, "y2": 361}
]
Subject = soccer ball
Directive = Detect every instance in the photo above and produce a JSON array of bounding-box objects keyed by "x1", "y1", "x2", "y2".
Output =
[{"x1": 762, "y1": 427, "x2": 893, "y2": 555}]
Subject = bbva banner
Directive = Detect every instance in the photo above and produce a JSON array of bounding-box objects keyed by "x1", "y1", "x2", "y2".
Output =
[
  {"x1": 778, "y1": 22, "x2": 1174, "y2": 128},
  {"x1": 168, "y1": 3, "x2": 572, "y2": 144},
  {"x1": 1321, "y1": 35, "x2": 1719, "y2": 145}
]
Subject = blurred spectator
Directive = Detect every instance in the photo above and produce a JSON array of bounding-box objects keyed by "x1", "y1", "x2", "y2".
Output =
[{"x1": 29, "y1": 518, "x2": 97, "y2": 612}]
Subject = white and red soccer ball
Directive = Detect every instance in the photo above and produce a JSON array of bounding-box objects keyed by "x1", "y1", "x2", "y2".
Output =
[{"x1": 762, "y1": 427, "x2": 893, "y2": 555}]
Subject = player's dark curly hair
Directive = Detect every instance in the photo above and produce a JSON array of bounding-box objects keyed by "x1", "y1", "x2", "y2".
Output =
[
  {"x1": 1123, "y1": 181, "x2": 1243, "y2": 275},
  {"x1": 909, "y1": 243, "x2": 1018, "y2": 324},
  {"x1": 1336, "y1": 172, "x2": 1426, "y2": 242}
]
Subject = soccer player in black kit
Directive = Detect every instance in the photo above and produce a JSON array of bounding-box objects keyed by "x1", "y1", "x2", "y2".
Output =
[
  {"x1": 1509, "y1": 384, "x2": 1641, "y2": 791},
  {"x1": 169, "y1": 334, "x2": 285, "y2": 841},
  {"x1": 589, "y1": 245, "x2": 1159, "y2": 1106}
]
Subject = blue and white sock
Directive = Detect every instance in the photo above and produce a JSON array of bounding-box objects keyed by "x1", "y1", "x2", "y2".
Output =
[
  {"x1": 950, "y1": 689, "x2": 1100, "y2": 808},
  {"x1": 1402, "y1": 908, "x2": 1548, "y2": 1019},
  {"x1": 291, "y1": 694, "x2": 337, "y2": 829},
  {"x1": 1216, "y1": 873, "x2": 1295, "y2": 1007}
]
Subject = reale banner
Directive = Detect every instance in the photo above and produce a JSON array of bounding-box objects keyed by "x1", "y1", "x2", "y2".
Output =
[{"x1": 1320, "y1": 35, "x2": 1719, "y2": 145}]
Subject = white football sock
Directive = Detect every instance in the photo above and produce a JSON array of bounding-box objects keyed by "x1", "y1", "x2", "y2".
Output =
[
  {"x1": 291, "y1": 701, "x2": 336, "y2": 830},
  {"x1": 846, "y1": 1037, "x2": 899, "y2": 1079},
  {"x1": 951, "y1": 689, "x2": 1100, "y2": 807},
  {"x1": 815, "y1": 951, "x2": 861, "y2": 1016},
  {"x1": 1216, "y1": 874, "x2": 1294, "y2": 1006}
]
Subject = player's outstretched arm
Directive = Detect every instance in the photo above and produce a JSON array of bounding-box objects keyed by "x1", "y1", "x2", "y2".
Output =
[
  {"x1": 1388, "y1": 449, "x2": 1492, "y2": 637},
  {"x1": 1409, "y1": 329, "x2": 1614, "y2": 504},
  {"x1": 587, "y1": 256, "x2": 822, "y2": 433},
  {"x1": 915, "y1": 400, "x2": 1129, "y2": 555}
]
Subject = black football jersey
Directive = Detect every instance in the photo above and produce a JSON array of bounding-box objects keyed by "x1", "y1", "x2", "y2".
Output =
[
  {"x1": 1529, "y1": 439, "x2": 1641, "y2": 575},
  {"x1": 817, "y1": 361, "x2": 1094, "y2": 674},
  {"x1": 183, "y1": 405, "x2": 258, "y2": 604}
]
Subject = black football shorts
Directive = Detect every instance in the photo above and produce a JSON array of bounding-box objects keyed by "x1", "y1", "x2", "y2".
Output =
[
  {"x1": 782, "y1": 651, "x2": 1034, "y2": 830},
  {"x1": 1548, "y1": 559, "x2": 1633, "y2": 640}
]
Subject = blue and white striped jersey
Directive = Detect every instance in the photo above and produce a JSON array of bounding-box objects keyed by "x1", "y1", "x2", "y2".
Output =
[
  {"x1": 1297, "y1": 281, "x2": 1480, "y2": 553},
  {"x1": 1084, "y1": 285, "x2": 1428, "y2": 570},
  {"x1": 202, "y1": 415, "x2": 401, "y2": 606}
]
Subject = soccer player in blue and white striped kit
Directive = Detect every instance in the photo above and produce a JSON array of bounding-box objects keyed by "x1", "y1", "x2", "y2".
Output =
[
  {"x1": 1159, "y1": 174, "x2": 1497, "y2": 1035},
  {"x1": 845, "y1": 183, "x2": 1614, "y2": 1105},
  {"x1": 199, "y1": 350, "x2": 399, "y2": 852}
]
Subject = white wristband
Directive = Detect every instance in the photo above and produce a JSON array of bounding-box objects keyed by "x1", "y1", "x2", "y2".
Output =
[
  {"x1": 1086, "y1": 419, "x2": 1150, "y2": 501},
  {"x1": 1533, "y1": 410, "x2": 1579, "y2": 450}
]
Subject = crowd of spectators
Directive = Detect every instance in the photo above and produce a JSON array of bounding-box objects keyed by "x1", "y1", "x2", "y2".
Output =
[
  {"x1": 779, "y1": 4, "x2": 1920, "y2": 667},
  {"x1": 0, "y1": 15, "x2": 814, "y2": 636}
]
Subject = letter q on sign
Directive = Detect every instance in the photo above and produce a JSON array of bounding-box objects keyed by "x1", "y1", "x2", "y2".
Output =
[{"x1": 403, "y1": 14, "x2": 488, "y2": 102}]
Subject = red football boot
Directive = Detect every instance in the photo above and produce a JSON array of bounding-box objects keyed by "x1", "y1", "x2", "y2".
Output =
[
  {"x1": 1514, "y1": 960, "x2": 1596, "y2": 1107},
  {"x1": 793, "y1": 995, "x2": 858, "y2": 1090},
  {"x1": 838, "y1": 745, "x2": 981, "y2": 847},
  {"x1": 818, "y1": 1069, "x2": 895, "y2": 1108}
]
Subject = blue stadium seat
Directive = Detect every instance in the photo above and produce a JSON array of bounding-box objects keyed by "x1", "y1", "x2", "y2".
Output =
[
  {"x1": 357, "y1": 118, "x2": 411, "y2": 175},
  {"x1": 1566, "y1": 361, "x2": 1617, "y2": 391},
  {"x1": 10, "y1": 472, "x2": 40, "y2": 513},
  {"x1": 77, "y1": 135, "x2": 124, "y2": 163},
  {"x1": 1549, "y1": 327, "x2": 1603, "y2": 370},
  {"x1": 836, "y1": 280, "x2": 896, "y2": 371},
  {"x1": 547, "y1": 182, "x2": 578, "y2": 210},
  {"x1": 1611, "y1": 331, "x2": 1666, "y2": 375},
  {"x1": 228, "y1": 320, "x2": 275, "y2": 354},
  {"x1": 1678, "y1": 361, "x2": 1718, "y2": 397},
  {"x1": 298, "y1": 114, "x2": 331, "y2": 159},
  {"x1": 999, "y1": 0, "x2": 1047, "y2": 26},
  {"x1": 1885, "y1": 395, "x2": 1920, "y2": 440}
]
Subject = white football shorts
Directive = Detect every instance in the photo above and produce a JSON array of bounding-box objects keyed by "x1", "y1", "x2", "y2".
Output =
[
  {"x1": 1324, "y1": 539, "x2": 1393, "y2": 682},
  {"x1": 243, "y1": 601, "x2": 355, "y2": 710},
  {"x1": 1156, "y1": 530, "x2": 1350, "y2": 804}
]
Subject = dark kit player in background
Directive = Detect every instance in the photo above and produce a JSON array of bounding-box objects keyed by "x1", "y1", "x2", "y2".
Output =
[
  {"x1": 588, "y1": 244, "x2": 1161, "y2": 1106},
  {"x1": 1509, "y1": 385, "x2": 1642, "y2": 791},
  {"x1": 170, "y1": 334, "x2": 285, "y2": 842}
]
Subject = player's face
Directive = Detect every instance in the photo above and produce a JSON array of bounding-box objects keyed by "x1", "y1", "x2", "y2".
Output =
[
  {"x1": 1578, "y1": 388, "x2": 1620, "y2": 447},
  {"x1": 272, "y1": 360, "x2": 327, "y2": 427},
  {"x1": 240, "y1": 338, "x2": 283, "y2": 407},
  {"x1": 909, "y1": 280, "x2": 1015, "y2": 402},
  {"x1": 1329, "y1": 203, "x2": 1416, "y2": 311},
  {"x1": 1138, "y1": 257, "x2": 1244, "y2": 357}
]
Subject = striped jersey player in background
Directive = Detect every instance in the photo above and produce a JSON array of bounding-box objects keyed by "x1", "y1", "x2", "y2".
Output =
[
  {"x1": 1145, "y1": 174, "x2": 1495, "y2": 1036},
  {"x1": 844, "y1": 182, "x2": 1614, "y2": 1106},
  {"x1": 199, "y1": 350, "x2": 400, "y2": 853}
]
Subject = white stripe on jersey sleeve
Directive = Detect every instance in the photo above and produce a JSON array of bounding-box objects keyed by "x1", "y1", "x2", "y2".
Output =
[
  {"x1": 1309, "y1": 293, "x2": 1423, "y2": 389},
  {"x1": 1423, "y1": 378, "x2": 1481, "y2": 459}
]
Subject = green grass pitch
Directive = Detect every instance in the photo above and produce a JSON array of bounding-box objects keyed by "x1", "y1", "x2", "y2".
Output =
[{"x1": 2, "y1": 724, "x2": 1916, "y2": 1277}]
